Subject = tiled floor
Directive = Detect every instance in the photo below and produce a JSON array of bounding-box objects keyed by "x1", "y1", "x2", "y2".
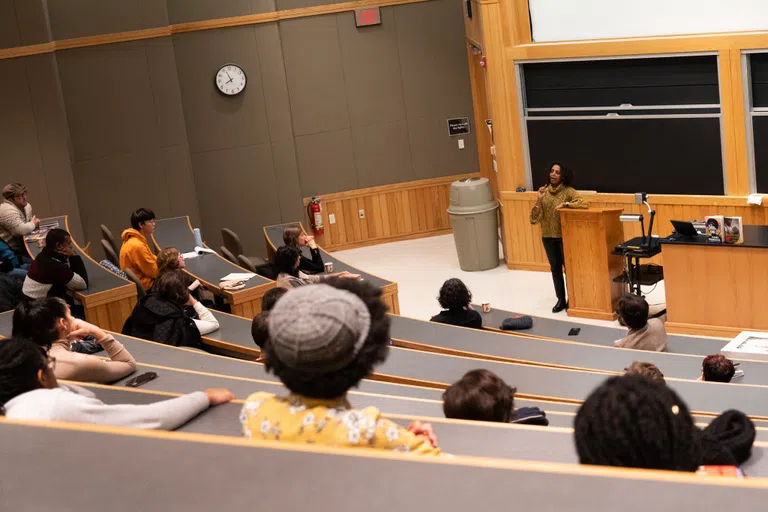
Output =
[{"x1": 335, "y1": 233, "x2": 667, "y2": 327}]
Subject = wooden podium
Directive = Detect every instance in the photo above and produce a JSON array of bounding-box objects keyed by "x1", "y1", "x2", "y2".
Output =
[{"x1": 560, "y1": 208, "x2": 625, "y2": 321}]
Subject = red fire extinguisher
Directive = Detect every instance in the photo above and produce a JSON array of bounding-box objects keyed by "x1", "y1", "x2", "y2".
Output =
[{"x1": 308, "y1": 197, "x2": 324, "y2": 235}]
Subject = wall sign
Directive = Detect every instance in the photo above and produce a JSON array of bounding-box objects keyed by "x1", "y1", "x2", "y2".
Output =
[
  {"x1": 354, "y1": 7, "x2": 381, "y2": 27},
  {"x1": 447, "y1": 117, "x2": 471, "y2": 136}
]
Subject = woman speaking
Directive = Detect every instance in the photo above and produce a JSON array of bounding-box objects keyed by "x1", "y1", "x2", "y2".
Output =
[{"x1": 529, "y1": 163, "x2": 587, "y2": 313}]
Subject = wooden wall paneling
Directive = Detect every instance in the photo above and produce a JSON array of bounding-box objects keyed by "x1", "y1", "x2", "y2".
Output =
[
  {"x1": 506, "y1": 0, "x2": 532, "y2": 46},
  {"x1": 501, "y1": 192, "x2": 768, "y2": 270},
  {"x1": 464, "y1": 0, "x2": 484, "y2": 49},
  {"x1": 719, "y1": 49, "x2": 751, "y2": 195},
  {"x1": 303, "y1": 174, "x2": 477, "y2": 251}
]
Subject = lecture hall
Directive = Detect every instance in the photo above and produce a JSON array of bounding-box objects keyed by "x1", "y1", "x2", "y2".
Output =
[{"x1": 4, "y1": 0, "x2": 768, "y2": 509}]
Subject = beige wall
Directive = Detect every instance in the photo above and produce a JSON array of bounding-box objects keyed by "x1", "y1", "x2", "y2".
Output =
[{"x1": 0, "y1": 0, "x2": 477, "y2": 257}]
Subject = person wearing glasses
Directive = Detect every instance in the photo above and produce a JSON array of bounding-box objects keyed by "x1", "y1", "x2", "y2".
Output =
[
  {"x1": 0, "y1": 337, "x2": 234, "y2": 430},
  {"x1": 119, "y1": 208, "x2": 158, "y2": 290},
  {"x1": 0, "y1": 183, "x2": 39, "y2": 260}
]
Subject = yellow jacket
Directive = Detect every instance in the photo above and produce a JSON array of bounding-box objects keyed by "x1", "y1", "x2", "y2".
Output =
[
  {"x1": 119, "y1": 229, "x2": 158, "y2": 290},
  {"x1": 240, "y1": 392, "x2": 441, "y2": 455}
]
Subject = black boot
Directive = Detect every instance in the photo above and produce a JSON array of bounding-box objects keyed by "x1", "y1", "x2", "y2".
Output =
[{"x1": 552, "y1": 299, "x2": 567, "y2": 313}]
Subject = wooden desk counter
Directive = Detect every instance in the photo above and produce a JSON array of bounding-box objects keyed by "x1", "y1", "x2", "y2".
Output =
[
  {"x1": 662, "y1": 226, "x2": 768, "y2": 337},
  {"x1": 153, "y1": 216, "x2": 274, "y2": 318}
]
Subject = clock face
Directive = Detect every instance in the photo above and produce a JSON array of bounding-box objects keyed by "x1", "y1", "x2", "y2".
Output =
[{"x1": 215, "y1": 64, "x2": 247, "y2": 96}]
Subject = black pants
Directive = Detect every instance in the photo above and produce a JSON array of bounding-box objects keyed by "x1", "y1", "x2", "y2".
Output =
[{"x1": 542, "y1": 237, "x2": 566, "y2": 301}]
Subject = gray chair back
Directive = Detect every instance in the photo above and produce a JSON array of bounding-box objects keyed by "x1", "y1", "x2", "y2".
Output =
[
  {"x1": 100, "y1": 224, "x2": 119, "y2": 252},
  {"x1": 237, "y1": 254, "x2": 257, "y2": 272},
  {"x1": 221, "y1": 228, "x2": 244, "y2": 257},
  {"x1": 220, "y1": 246, "x2": 238, "y2": 265},
  {"x1": 123, "y1": 268, "x2": 146, "y2": 299},
  {"x1": 101, "y1": 239, "x2": 119, "y2": 267}
]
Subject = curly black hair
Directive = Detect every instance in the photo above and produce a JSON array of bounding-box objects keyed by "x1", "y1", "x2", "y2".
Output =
[
  {"x1": 443, "y1": 369, "x2": 516, "y2": 423},
  {"x1": 547, "y1": 162, "x2": 574, "y2": 187},
  {"x1": 262, "y1": 287, "x2": 288, "y2": 312},
  {"x1": 274, "y1": 246, "x2": 300, "y2": 276},
  {"x1": 264, "y1": 277, "x2": 391, "y2": 399},
  {"x1": 574, "y1": 375, "x2": 701, "y2": 472},
  {"x1": 250, "y1": 311, "x2": 270, "y2": 349},
  {"x1": 438, "y1": 278, "x2": 472, "y2": 311}
]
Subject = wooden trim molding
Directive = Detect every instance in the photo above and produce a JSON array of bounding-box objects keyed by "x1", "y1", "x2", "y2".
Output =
[
  {"x1": 301, "y1": 173, "x2": 479, "y2": 251},
  {"x1": 0, "y1": 0, "x2": 432, "y2": 60}
]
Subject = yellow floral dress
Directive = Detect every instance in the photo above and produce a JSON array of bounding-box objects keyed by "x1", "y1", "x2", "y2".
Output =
[{"x1": 240, "y1": 392, "x2": 441, "y2": 455}]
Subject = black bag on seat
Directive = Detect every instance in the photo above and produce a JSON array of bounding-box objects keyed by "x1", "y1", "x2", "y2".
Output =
[{"x1": 500, "y1": 315, "x2": 533, "y2": 330}]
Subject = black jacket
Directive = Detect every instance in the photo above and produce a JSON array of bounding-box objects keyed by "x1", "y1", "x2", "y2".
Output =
[
  {"x1": 430, "y1": 308, "x2": 483, "y2": 329},
  {"x1": 298, "y1": 247, "x2": 324, "y2": 274},
  {"x1": 122, "y1": 295, "x2": 201, "y2": 349}
]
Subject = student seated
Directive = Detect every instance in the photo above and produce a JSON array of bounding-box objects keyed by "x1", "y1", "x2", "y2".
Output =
[
  {"x1": 156, "y1": 247, "x2": 204, "y2": 297},
  {"x1": 22, "y1": 229, "x2": 88, "y2": 302},
  {"x1": 0, "y1": 182, "x2": 39, "y2": 258},
  {"x1": 701, "y1": 354, "x2": 736, "y2": 383},
  {"x1": 624, "y1": 361, "x2": 665, "y2": 384},
  {"x1": 262, "y1": 286, "x2": 287, "y2": 312},
  {"x1": 430, "y1": 278, "x2": 482, "y2": 329},
  {"x1": 614, "y1": 294, "x2": 667, "y2": 352},
  {"x1": 443, "y1": 369, "x2": 548, "y2": 426},
  {"x1": 574, "y1": 374, "x2": 754, "y2": 474},
  {"x1": 123, "y1": 270, "x2": 219, "y2": 348},
  {"x1": 283, "y1": 226, "x2": 324, "y2": 274},
  {"x1": 13, "y1": 297, "x2": 136, "y2": 383},
  {"x1": 241, "y1": 279, "x2": 440, "y2": 454},
  {"x1": 0, "y1": 238, "x2": 28, "y2": 279},
  {"x1": 0, "y1": 337, "x2": 234, "y2": 429},
  {"x1": 119, "y1": 208, "x2": 158, "y2": 290},
  {"x1": 274, "y1": 246, "x2": 357, "y2": 289}
]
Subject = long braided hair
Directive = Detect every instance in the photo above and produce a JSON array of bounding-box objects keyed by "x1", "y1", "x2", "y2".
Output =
[
  {"x1": 574, "y1": 375, "x2": 701, "y2": 472},
  {"x1": 0, "y1": 338, "x2": 49, "y2": 415}
]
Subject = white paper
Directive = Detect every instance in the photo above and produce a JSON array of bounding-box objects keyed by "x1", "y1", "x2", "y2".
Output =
[
  {"x1": 220, "y1": 272, "x2": 256, "y2": 282},
  {"x1": 195, "y1": 246, "x2": 216, "y2": 255},
  {"x1": 181, "y1": 251, "x2": 198, "y2": 260},
  {"x1": 747, "y1": 194, "x2": 764, "y2": 206}
]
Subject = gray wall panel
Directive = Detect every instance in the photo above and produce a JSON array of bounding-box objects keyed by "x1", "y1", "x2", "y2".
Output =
[
  {"x1": 173, "y1": 27, "x2": 271, "y2": 154},
  {"x1": 276, "y1": 0, "x2": 342, "y2": 12},
  {"x1": 47, "y1": 0, "x2": 168, "y2": 40},
  {"x1": 280, "y1": 15, "x2": 350, "y2": 136},
  {"x1": 0, "y1": 58, "x2": 52, "y2": 217},
  {"x1": 271, "y1": 140, "x2": 306, "y2": 224},
  {"x1": 167, "y1": 0, "x2": 274, "y2": 24},
  {"x1": 191, "y1": 144, "x2": 282, "y2": 255},
  {"x1": 57, "y1": 42, "x2": 162, "y2": 162},
  {"x1": 254, "y1": 23, "x2": 294, "y2": 142},
  {"x1": 13, "y1": 0, "x2": 51, "y2": 45},
  {"x1": 295, "y1": 129, "x2": 358, "y2": 196},
  {"x1": 395, "y1": 0, "x2": 473, "y2": 119},
  {"x1": 353, "y1": 121, "x2": 414, "y2": 187},
  {"x1": 73, "y1": 146, "x2": 195, "y2": 251},
  {"x1": 337, "y1": 8, "x2": 407, "y2": 128},
  {"x1": 144, "y1": 37, "x2": 189, "y2": 149},
  {"x1": 0, "y1": 0, "x2": 22, "y2": 49},
  {"x1": 409, "y1": 116, "x2": 478, "y2": 179},
  {"x1": 26, "y1": 54, "x2": 82, "y2": 241}
]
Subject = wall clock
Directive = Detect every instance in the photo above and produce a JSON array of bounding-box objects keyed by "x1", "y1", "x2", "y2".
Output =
[{"x1": 215, "y1": 64, "x2": 247, "y2": 96}]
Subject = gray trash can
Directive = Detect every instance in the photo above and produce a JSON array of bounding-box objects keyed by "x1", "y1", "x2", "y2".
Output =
[{"x1": 447, "y1": 177, "x2": 499, "y2": 271}]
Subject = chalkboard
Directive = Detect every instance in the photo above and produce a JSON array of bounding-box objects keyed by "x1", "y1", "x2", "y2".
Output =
[
  {"x1": 750, "y1": 53, "x2": 768, "y2": 108},
  {"x1": 527, "y1": 118, "x2": 724, "y2": 195},
  {"x1": 523, "y1": 56, "x2": 720, "y2": 108},
  {"x1": 753, "y1": 117, "x2": 768, "y2": 193}
]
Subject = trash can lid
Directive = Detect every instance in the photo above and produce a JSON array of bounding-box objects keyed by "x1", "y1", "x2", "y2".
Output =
[{"x1": 447, "y1": 177, "x2": 498, "y2": 215}]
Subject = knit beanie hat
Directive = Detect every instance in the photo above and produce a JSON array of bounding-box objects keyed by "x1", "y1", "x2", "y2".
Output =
[
  {"x1": 702, "y1": 409, "x2": 756, "y2": 465},
  {"x1": 268, "y1": 284, "x2": 371, "y2": 373},
  {"x1": 2, "y1": 183, "x2": 26, "y2": 200}
]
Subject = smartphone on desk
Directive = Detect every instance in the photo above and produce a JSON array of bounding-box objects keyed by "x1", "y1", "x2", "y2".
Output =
[{"x1": 125, "y1": 372, "x2": 158, "y2": 388}]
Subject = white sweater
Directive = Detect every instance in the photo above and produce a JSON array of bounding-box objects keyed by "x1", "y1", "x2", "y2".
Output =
[
  {"x1": 3, "y1": 384, "x2": 210, "y2": 431},
  {"x1": 0, "y1": 200, "x2": 34, "y2": 251}
]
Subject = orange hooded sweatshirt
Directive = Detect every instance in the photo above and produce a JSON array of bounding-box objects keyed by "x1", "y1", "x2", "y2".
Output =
[{"x1": 119, "y1": 228, "x2": 158, "y2": 290}]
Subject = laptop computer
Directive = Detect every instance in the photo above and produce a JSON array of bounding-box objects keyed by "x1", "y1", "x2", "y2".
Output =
[{"x1": 670, "y1": 220, "x2": 699, "y2": 237}]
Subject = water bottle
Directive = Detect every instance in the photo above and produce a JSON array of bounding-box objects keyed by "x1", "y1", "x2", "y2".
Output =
[{"x1": 193, "y1": 228, "x2": 203, "y2": 248}]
